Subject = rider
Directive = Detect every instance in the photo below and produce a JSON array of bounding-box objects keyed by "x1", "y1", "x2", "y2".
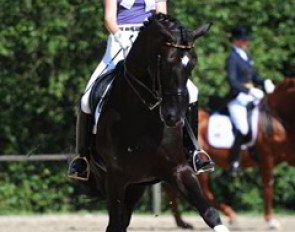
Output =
[
  {"x1": 68, "y1": 0, "x2": 214, "y2": 181},
  {"x1": 226, "y1": 25, "x2": 275, "y2": 177}
]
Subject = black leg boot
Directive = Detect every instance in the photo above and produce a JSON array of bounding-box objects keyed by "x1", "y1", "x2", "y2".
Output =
[
  {"x1": 229, "y1": 131, "x2": 244, "y2": 177},
  {"x1": 68, "y1": 110, "x2": 92, "y2": 181},
  {"x1": 185, "y1": 102, "x2": 215, "y2": 174}
]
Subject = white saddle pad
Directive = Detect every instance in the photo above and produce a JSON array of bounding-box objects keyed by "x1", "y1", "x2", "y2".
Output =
[{"x1": 207, "y1": 108, "x2": 259, "y2": 149}]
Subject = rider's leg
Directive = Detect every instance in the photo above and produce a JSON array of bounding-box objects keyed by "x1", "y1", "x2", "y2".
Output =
[
  {"x1": 186, "y1": 80, "x2": 214, "y2": 174},
  {"x1": 84, "y1": 34, "x2": 124, "y2": 93},
  {"x1": 185, "y1": 101, "x2": 215, "y2": 173},
  {"x1": 68, "y1": 35, "x2": 123, "y2": 181},
  {"x1": 68, "y1": 105, "x2": 93, "y2": 181},
  {"x1": 228, "y1": 130, "x2": 244, "y2": 177},
  {"x1": 228, "y1": 97, "x2": 249, "y2": 176},
  {"x1": 69, "y1": 30, "x2": 140, "y2": 181}
]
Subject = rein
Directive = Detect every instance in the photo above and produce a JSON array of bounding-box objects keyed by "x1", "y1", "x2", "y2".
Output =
[
  {"x1": 124, "y1": 55, "x2": 162, "y2": 110},
  {"x1": 124, "y1": 42, "x2": 192, "y2": 110}
]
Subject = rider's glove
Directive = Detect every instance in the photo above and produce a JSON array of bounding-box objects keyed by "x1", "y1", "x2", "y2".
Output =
[
  {"x1": 113, "y1": 30, "x2": 131, "y2": 50},
  {"x1": 249, "y1": 87, "x2": 264, "y2": 100},
  {"x1": 264, "y1": 79, "x2": 275, "y2": 94}
]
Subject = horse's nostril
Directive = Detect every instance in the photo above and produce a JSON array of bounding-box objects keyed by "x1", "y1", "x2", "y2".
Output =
[
  {"x1": 165, "y1": 114, "x2": 180, "y2": 127},
  {"x1": 167, "y1": 115, "x2": 176, "y2": 122}
]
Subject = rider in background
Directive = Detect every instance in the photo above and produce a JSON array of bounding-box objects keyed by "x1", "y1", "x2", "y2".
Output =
[
  {"x1": 68, "y1": 0, "x2": 213, "y2": 181},
  {"x1": 226, "y1": 25, "x2": 275, "y2": 177}
]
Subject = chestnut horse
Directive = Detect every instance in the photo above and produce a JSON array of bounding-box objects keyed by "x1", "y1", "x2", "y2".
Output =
[
  {"x1": 166, "y1": 78, "x2": 295, "y2": 230},
  {"x1": 87, "y1": 14, "x2": 230, "y2": 232}
]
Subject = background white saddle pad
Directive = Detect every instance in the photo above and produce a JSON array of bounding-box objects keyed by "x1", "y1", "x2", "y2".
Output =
[{"x1": 208, "y1": 108, "x2": 259, "y2": 149}]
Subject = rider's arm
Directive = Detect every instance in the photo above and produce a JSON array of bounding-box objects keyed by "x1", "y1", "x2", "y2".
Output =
[
  {"x1": 252, "y1": 70, "x2": 265, "y2": 87},
  {"x1": 104, "y1": 0, "x2": 120, "y2": 35},
  {"x1": 156, "y1": 0, "x2": 167, "y2": 14}
]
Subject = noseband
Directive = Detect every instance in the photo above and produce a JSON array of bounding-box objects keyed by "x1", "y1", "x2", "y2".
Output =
[{"x1": 124, "y1": 42, "x2": 193, "y2": 110}]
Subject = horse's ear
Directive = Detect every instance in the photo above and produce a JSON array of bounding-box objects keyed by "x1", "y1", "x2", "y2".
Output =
[{"x1": 192, "y1": 23, "x2": 212, "y2": 40}]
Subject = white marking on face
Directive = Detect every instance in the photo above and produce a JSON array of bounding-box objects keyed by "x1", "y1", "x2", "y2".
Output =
[{"x1": 181, "y1": 55, "x2": 190, "y2": 66}]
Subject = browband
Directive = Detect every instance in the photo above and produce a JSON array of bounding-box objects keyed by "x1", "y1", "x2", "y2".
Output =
[{"x1": 164, "y1": 42, "x2": 194, "y2": 49}]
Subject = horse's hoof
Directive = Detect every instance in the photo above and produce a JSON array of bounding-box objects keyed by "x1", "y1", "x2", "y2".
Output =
[
  {"x1": 176, "y1": 221, "x2": 194, "y2": 230},
  {"x1": 213, "y1": 225, "x2": 230, "y2": 232},
  {"x1": 228, "y1": 217, "x2": 238, "y2": 225},
  {"x1": 267, "y1": 218, "x2": 281, "y2": 230}
]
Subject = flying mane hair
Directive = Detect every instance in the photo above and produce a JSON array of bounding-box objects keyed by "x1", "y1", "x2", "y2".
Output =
[{"x1": 141, "y1": 13, "x2": 181, "y2": 29}]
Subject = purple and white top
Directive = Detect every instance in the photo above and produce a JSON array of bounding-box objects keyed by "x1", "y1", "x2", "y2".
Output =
[{"x1": 117, "y1": 0, "x2": 166, "y2": 25}]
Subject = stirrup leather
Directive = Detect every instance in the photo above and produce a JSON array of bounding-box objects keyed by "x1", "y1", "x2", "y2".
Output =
[
  {"x1": 68, "y1": 156, "x2": 90, "y2": 181},
  {"x1": 193, "y1": 149, "x2": 215, "y2": 174}
]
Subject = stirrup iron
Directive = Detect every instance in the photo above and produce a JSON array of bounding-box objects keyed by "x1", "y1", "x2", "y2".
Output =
[
  {"x1": 193, "y1": 149, "x2": 215, "y2": 174},
  {"x1": 68, "y1": 156, "x2": 90, "y2": 181}
]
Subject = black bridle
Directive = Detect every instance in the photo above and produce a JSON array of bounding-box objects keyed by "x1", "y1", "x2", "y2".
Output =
[{"x1": 124, "y1": 41, "x2": 194, "y2": 110}]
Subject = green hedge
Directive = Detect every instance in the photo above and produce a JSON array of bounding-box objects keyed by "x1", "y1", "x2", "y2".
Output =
[
  {"x1": 0, "y1": 0, "x2": 294, "y2": 213},
  {"x1": 0, "y1": 162, "x2": 295, "y2": 214},
  {"x1": 0, "y1": 161, "x2": 109, "y2": 214}
]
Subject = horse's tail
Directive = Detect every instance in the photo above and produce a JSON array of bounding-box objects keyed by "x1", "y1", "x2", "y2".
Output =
[
  {"x1": 260, "y1": 98, "x2": 286, "y2": 142},
  {"x1": 198, "y1": 108, "x2": 209, "y2": 121},
  {"x1": 260, "y1": 98, "x2": 274, "y2": 137},
  {"x1": 198, "y1": 108, "x2": 210, "y2": 149}
]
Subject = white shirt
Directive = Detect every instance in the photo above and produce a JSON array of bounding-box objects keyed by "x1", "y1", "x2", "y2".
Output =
[
  {"x1": 234, "y1": 46, "x2": 248, "y2": 61},
  {"x1": 121, "y1": 0, "x2": 155, "y2": 11}
]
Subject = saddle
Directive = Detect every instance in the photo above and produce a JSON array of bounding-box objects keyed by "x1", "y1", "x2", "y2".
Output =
[
  {"x1": 89, "y1": 61, "x2": 124, "y2": 113},
  {"x1": 207, "y1": 95, "x2": 258, "y2": 149},
  {"x1": 89, "y1": 61, "x2": 124, "y2": 133}
]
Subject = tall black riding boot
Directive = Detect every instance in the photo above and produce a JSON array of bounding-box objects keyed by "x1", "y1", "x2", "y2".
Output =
[
  {"x1": 184, "y1": 102, "x2": 215, "y2": 174},
  {"x1": 229, "y1": 131, "x2": 244, "y2": 177},
  {"x1": 68, "y1": 110, "x2": 92, "y2": 181}
]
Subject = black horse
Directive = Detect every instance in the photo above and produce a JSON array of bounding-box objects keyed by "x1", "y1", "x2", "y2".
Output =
[{"x1": 87, "y1": 14, "x2": 229, "y2": 232}]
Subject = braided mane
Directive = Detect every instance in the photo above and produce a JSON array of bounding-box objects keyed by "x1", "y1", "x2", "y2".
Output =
[
  {"x1": 142, "y1": 13, "x2": 181, "y2": 29},
  {"x1": 141, "y1": 13, "x2": 191, "y2": 45}
]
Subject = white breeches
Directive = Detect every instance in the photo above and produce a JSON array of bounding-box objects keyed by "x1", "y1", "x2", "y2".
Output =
[
  {"x1": 81, "y1": 27, "x2": 199, "y2": 113},
  {"x1": 228, "y1": 92, "x2": 259, "y2": 135},
  {"x1": 187, "y1": 79, "x2": 198, "y2": 103},
  {"x1": 81, "y1": 28, "x2": 139, "y2": 113}
]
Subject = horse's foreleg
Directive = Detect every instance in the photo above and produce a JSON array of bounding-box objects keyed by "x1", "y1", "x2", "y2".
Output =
[
  {"x1": 171, "y1": 166, "x2": 230, "y2": 232},
  {"x1": 122, "y1": 184, "x2": 146, "y2": 230},
  {"x1": 198, "y1": 173, "x2": 237, "y2": 224},
  {"x1": 163, "y1": 183, "x2": 194, "y2": 229},
  {"x1": 105, "y1": 173, "x2": 126, "y2": 232},
  {"x1": 260, "y1": 156, "x2": 281, "y2": 229}
]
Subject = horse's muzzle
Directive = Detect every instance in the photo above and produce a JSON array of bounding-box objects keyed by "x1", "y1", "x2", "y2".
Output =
[{"x1": 162, "y1": 115, "x2": 184, "y2": 128}]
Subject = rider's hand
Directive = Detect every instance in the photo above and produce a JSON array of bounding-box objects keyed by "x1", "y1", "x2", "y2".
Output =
[
  {"x1": 113, "y1": 30, "x2": 131, "y2": 50},
  {"x1": 264, "y1": 79, "x2": 275, "y2": 94},
  {"x1": 249, "y1": 87, "x2": 264, "y2": 100}
]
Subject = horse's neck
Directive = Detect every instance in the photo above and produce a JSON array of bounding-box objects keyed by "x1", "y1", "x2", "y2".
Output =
[
  {"x1": 111, "y1": 77, "x2": 163, "y2": 137},
  {"x1": 267, "y1": 80, "x2": 295, "y2": 134},
  {"x1": 127, "y1": 32, "x2": 159, "y2": 80},
  {"x1": 112, "y1": 69, "x2": 158, "y2": 118},
  {"x1": 124, "y1": 55, "x2": 156, "y2": 107}
]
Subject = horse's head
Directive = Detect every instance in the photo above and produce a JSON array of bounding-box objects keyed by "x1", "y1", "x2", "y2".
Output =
[
  {"x1": 127, "y1": 14, "x2": 211, "y2": 127},
  {"x1": 268, "y1": 79, "x2": 295, "y2": 134}
]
